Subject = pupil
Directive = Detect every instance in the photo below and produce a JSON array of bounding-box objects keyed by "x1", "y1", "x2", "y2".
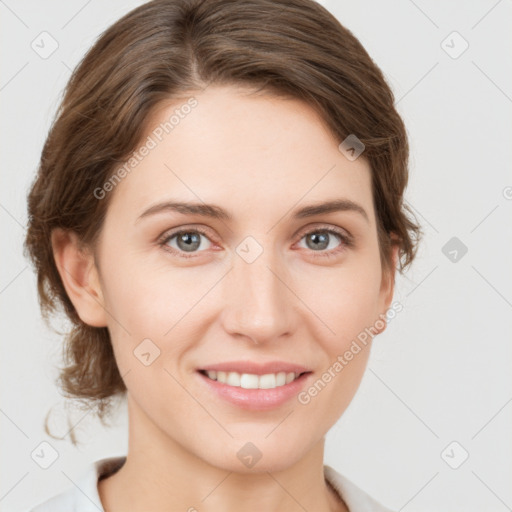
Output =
[
  {"x1": 308, "y1": 232, "x2": 328, "y2": 250},
  {"x1": 178, "y1": 233, "x2": 200, "y2": 252}
]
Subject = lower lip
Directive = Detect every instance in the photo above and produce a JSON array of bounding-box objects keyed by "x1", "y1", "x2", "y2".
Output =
[{"x1": 197, "y1": 371, "x2": 312, "y2": 411}]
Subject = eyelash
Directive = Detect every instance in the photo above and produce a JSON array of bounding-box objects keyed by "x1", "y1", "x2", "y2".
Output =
[{"x1": 157, "y1": 225, "x2": 354, "y2": 260}]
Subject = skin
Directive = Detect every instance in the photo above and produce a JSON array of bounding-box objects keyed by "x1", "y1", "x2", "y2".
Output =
[{"x1": 52, "y1": 85, "x2": 398, "y2": 512}]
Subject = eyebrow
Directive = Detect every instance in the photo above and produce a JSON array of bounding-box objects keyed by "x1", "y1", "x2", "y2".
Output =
[{"x1": 135, "y1": 198, "x2": 369, "y2": 224}]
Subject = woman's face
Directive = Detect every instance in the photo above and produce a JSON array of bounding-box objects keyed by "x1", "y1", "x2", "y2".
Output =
[{"x1": 91, "y1": 85, "x2": 396, "y2": 472}]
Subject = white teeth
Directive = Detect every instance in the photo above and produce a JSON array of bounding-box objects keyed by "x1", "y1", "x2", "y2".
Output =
[
  {"x1": 226, "y1": 372, "x2": 241, "y2": 387},
  {"x1": 203, "y1": 370, "x2": 302, "y2": 389},
  {"x1": 240, "y1": 373, "x2": 259, "y2": 389},
  {"x1": 259, "y1": 373, "x2": 276, "y2": 389}
]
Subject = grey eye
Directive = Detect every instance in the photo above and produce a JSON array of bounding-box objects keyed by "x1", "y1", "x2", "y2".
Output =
[
  {"x1": 166, "y1": 231, "x2": 211, "y2": 253},
  {"x1": 299, "y1": 231, "x2": 341, "y2": 251}
]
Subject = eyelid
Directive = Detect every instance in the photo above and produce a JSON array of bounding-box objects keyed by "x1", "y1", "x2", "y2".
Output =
[
  {"x1": 294, "y1": 222, "x2": 353, "y2": 242},
  {"x1": 157, "y1": 225, "x2": 218, "y2": 256},
  {"x1": 157, "y1": 222, "x2": 354, "y2": 258},
  {"x1": 157, "y1": 224, "x2": 217, "y2": 243},
  {"x1": 292, "y1": 223, "x2": 355, "y2": 258}
]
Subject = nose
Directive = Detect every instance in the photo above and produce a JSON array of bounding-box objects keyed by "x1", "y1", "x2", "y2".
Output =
[{"x1": 220, "y1": 246, "x2": 295, "y2": 345}]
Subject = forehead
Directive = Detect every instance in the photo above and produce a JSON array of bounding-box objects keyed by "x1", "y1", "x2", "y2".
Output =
[{"x1": 105, "y1": 85, "x2": 374, "y2": 227}]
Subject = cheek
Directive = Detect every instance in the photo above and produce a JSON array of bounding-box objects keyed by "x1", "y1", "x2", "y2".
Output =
[
  {"x1": 101, "y1": 252, "x2": 208, "y2": 330},
  {"x1": 297, "y1": 257, "x2": 383, "y2": 349},
  {"x1": 99, "y1": 257, "x2": 219, "y2": 375},
  {"x1": 297, "y1": 271, "x2": 381, "y2": 425},
  {"x1": 301, "y1": 259, "x2": 383, "y2": 416}
]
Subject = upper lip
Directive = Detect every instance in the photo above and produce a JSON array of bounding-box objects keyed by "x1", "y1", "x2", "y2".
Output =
[{"x1": 198, "y1": 360, "x2": 312, "y2": 375}]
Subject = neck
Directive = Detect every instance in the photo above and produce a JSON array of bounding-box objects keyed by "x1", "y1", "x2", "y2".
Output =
[{"x1": 98, "y1": 395, "x2": 347, "y2": 512}]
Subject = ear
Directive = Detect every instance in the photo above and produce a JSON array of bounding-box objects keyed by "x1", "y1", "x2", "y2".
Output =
[
  {"x1": 375, "y1": 240, "x2": 399, "y2": 334},
  {"x1": 51, "y1": 228, "x2": 107, "y2": 327}
]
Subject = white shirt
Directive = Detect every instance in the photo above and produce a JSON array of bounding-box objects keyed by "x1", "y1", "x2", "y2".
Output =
[{"x1": 27, "y1": 456, "x2": 393, "y2": 512}]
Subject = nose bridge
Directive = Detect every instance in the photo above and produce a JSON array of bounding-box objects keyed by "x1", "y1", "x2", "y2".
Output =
[{"x1": 222, "y1": 238, "x2": 293, "y2": 343}]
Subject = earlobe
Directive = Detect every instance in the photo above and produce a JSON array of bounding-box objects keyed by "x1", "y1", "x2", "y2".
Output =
[{"x1": 51, "y1": 228, "x2": 108, "y2": 327}]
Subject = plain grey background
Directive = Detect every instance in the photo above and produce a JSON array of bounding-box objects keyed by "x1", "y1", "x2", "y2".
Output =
[{"x1": 1, "y1": 1, "x2": 511, "y2": 511}]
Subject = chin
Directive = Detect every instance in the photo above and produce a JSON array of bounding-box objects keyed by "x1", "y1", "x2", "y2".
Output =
[{"x1": 198, "y1": 435, "x2": 312, "y2": 475}]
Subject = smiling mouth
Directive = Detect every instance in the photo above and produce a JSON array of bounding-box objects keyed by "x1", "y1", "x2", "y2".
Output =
[{"x1": 198, "y1": 369, "x2": 310, "y2": 390}]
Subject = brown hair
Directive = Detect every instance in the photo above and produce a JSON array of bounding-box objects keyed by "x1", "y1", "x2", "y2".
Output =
[{"x1": 24, "y1": 0, "x2": 422, "y2": 435}]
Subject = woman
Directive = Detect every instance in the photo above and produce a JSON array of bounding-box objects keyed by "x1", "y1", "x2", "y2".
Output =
[{"x1": 24, "y1": 0, "x2": 421, "y2": 510}]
